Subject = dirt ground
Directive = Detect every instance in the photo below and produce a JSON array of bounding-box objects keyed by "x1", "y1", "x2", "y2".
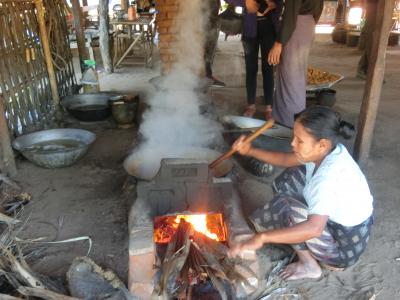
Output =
[{"x1": 13, "y1": 33, "x2": 400, "y2": 299}]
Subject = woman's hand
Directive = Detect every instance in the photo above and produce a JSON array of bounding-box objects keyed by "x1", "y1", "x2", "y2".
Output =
[
  {"x1": 268, "y1": 42, "x2": 282, "y2": 65},
  {"x1": 232, "y1": 135, "x2": 252, "y2": 156},
  {"x1": 228, "y1": 234, "x2": 264, "y2": 258},
  {"x1": 262, "y1": 0, "x2": 277, "y2": 15},
  {"x1": 245, "y1": 0, "x2": 259, "y2": 13}
]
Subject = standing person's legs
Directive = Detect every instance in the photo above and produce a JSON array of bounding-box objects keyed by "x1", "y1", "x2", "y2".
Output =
[
  {"x1": 356, "y1": 1, "x2": 378, "y2": 79},
  {"x1": 242, "y1": 38, "x2": 259, "y2": 117},
  {"x1": 205, "y1": 21, "x2": 225, "y2": 86},
  {"x1": 258, "y1": 17, "x2": 276, "y2": 119},
  {"x1": 272, "y1": 15, "x2": 315, "y2": 128}
]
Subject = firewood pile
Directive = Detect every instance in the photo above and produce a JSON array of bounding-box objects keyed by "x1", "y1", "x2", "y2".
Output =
[{"x1": 152, "y1": 220, "x2": 258, "y2": 300}]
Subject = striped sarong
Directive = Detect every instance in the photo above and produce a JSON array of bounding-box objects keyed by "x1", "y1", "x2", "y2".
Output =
[{"x1": 250, "y1": 167, "x2": 373, "y2": 268}]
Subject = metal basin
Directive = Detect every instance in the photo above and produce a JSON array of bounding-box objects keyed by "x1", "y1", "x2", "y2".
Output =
[
  {"x1": 12, "y1": 129, "x2": 96, "y2": 168},
  {"x1": 124, "y1": 147, "x2": 233, "y2": 181},
  {"x1": 61, "y1": 93, "x2": 117, "y2": 121},
  {"x1": 222, "y1": 115, "x2": 293, "y2": 140}
]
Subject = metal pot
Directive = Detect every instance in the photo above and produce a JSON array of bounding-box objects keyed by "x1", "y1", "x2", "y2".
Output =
[
  {"x1": 61, "y1": 93, "x2": 118, "y2": 121},
  {"x1": 12, "y1": 128, "x2": 96, "y2": 168},
  {"x1": 222, "y1": 115, "x2": 293, "y2": 140},
  {"x1": 317, "y1": 88, "x2": 336, "y2": 107},
  {"x1": 110, "y1": 95, "x2": 139, "y2": 126}
]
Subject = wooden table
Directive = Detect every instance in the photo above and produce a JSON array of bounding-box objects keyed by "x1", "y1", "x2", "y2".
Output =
[{"x1": 110, "y1": 17, "x2": 156, "y2": 68}]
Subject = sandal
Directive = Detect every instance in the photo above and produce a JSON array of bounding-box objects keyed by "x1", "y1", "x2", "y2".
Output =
[{"x1": 243, "y1": 105, "x2": 256, "y2": 118}]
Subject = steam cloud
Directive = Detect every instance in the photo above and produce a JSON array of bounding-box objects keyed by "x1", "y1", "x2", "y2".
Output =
[{"x1": 124, "y1": 0, "x2": 222, "y2": 180}]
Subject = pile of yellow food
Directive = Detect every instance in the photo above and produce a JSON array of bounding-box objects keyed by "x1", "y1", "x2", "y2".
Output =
[{"x1": 307, "y1": 66, "x2": 341, "y2": 86}]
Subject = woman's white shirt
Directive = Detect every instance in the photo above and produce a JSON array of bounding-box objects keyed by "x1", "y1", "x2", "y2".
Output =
[{"x1": 303, "y1": 144, "x2": 373, "y2": 227}]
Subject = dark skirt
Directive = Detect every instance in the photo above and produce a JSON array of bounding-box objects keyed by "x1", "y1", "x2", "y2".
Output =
[
  {"x1": 272, "y1": 15, "x2": 315, "y2": 128},
  {"x1": 251, "y1": 166, "x2": 373, "y2": 268}
]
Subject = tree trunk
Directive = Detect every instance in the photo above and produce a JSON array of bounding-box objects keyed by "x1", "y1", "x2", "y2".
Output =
[{"x1": 99, "y1": 0, "x2": 113, "y2": 74}]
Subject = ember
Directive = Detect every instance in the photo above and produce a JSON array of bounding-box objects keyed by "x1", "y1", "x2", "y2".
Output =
[{"x1": 154, "y1": 213, "x2": 227, "y2": 244}]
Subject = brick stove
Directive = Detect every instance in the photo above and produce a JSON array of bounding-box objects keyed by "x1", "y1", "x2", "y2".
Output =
[{"x1": 128, "y1": 158, "x2": 256, "y2": 298}]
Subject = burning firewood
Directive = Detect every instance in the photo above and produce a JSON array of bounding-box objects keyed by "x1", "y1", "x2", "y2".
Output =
[
  {"x1": 153, "y1": 220, "x2": 258, "y2": 300},
  {"x1": 152, "y1": 220, "x2": 193, "y2": 299}
]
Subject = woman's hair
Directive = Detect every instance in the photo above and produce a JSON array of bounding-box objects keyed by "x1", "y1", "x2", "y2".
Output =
[{"x1": 295, "y1": 106, "x2": 355, "y2": 147}]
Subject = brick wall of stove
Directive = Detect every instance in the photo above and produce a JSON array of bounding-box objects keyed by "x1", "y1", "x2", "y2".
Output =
[
  {"x1": 156, "y1": 0, "x2": 179, "y2": 74},
  {"x1": 127, "y1": 160, "x2": 256, "y2": 297},
  {"x1": 155, "y1": 0, "x2": 204, "y2": 75}
]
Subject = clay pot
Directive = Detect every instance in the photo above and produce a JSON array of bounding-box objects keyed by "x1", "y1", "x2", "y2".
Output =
[
  {"x1": 332, "y1": 28, "x2": 347, "y2": 44},
  {"x1": 346, "y1": 31, "x2": 360, "y2": 47}
]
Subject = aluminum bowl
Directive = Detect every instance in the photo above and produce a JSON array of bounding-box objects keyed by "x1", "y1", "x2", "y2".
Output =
[
  {"x1": 61, "y1": 93, "x2": 118, "y2": 121},
  {"x1": 221, "y1": 115, "x2": 293, "y2": 140},
  {"x1": 12, "y1": 129, "x2": 96, "y2": 168}
]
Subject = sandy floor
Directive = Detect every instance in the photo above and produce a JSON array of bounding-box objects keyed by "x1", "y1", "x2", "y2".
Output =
[{"x1": 14, "y1": 34, "x2": 400, "y2": 299}]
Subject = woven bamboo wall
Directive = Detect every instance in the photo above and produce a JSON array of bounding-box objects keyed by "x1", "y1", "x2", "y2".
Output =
[
  {"x1": 44, "y1": 0, "x2": 77, "y2": 97},
  {"x1": 0, "y1": 0, "x2": 76, "y2": 136}
]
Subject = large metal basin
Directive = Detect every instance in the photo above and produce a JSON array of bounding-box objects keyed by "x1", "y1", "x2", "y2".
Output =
[
  {"x1": 124, "y1": 147, "x2": 233, "y2": 181},
  {"x1": 12, "y1": 129, "x2": 96, "y2": 168},
  {"x1": 222, "y1": 115, "x2": 293, "y2": 140},
  {"x1": 61, "y1": 93, "x2": 118, "y2": 121}
]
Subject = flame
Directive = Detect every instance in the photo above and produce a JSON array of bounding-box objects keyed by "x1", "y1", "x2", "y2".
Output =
[
  {"x1": 175, "y1": 214, "x2": 219, "y2": 241},
  {"x1": 154, "y1": 213, "x2": 226, "y2": 243}
]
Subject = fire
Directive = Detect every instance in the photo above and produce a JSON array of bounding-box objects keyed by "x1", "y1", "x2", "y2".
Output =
[
  {"x1": 175, "y1": 214, "x2": 219, "y2": 241},
  {"x1": 154, "y1": 213, "x2": 227, "y2": 244}
]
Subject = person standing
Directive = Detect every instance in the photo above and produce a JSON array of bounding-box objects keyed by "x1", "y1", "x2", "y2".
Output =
[
  {"x1": 204, "y1": 0, "x2": 226, "y2": 87},
  {"x1": 356, "y1": 0, "x2": 379, "y2": 79},
  {"x1": 268, "y1": 0, "x2": 324, "y2": 128},
  {"x1": 226, "y1": 0, "x2": 281, "y2": 119}
]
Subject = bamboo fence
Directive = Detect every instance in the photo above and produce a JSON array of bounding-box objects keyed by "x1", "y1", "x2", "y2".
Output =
[{"x1": 0, "y1": 0, "x2": 76, "y2": 137}]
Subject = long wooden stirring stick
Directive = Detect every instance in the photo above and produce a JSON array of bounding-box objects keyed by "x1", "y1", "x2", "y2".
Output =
[{"x1": 209, "y1": 118, "x2": 275, "y2": 169}]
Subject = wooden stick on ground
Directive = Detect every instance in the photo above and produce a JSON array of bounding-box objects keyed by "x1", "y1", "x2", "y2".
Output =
[{"x1": 209, "y1": 118, "x2": 275, "y2": 169}]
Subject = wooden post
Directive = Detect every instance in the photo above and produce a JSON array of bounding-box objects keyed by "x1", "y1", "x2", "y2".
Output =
[
  {"x1": 99, "y1": 0, "x2": 113, "y2": 74},
  {"x1": 70, "y1": 0, "x2": 88, "y2": 71},
  {"x1": 34, "y1": 0, "x2": 61, "y2": 108},
  {"x1": 0, "y1": 97, "x2": 16, "y2": 177},
  {"x1": 121, "y1": 0, "x2": 128, "y2": 11},
  {"x1": 353, "y1": 0, "x2": 396, "y2": 169},
  {"x1": 82, "y1": 0, "x2": 89, "y2": 27}
]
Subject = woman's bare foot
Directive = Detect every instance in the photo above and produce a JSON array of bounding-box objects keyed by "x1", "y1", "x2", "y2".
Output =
[
  {"x1": 243, "y1": 105, "x2": 256, "y2": 117},
  {"x1": 280, "y1": 249, "x2": 322, "y2": 280},
  {"x1": 280, "y1": 260, "x2": 322, "y2": 280}
]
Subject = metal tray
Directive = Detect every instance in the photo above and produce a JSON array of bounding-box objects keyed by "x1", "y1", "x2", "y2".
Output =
[{"x1": 306, "y1": 74, "x2": 344, "y2": 92}]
